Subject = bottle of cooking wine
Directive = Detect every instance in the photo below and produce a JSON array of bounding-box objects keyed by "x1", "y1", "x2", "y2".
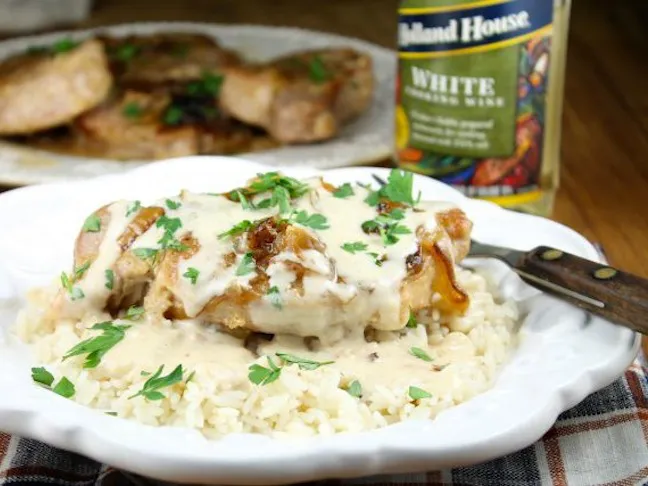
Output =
[{"x1": 395, "y1": 0, "x2": 572, "y2": 216}]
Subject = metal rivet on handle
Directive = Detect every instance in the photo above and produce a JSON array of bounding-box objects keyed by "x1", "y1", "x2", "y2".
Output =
[
  {"x1": 594, "y1": 267, "x2": 617, "y2": 280},
  {"x1": 541, "y1": 249, "x2": 563, "y2": 261}
]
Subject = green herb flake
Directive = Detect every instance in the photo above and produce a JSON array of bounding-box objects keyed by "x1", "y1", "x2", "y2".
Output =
[
  {"x1": 183, "y1": 267, "x2": 200, "y2": 285},
  {"x1": 122, "y1": 102, "x2": 144, "y2": 119},
  {"x1": 165, "y1": 199, "x2": 182, "y2": 210},
  {"x1": 273, "y1": 186, "x2": 292, "y2": 215},
  {"x1": 112, "y1": 43, "x2": 140, "y2": 62},
  {"x1": 74, "y1": 261, "x2": 91, "y2": 279},
  {"x1": 236, "y1": 191, "x2": 253, "y2": 210},
  {"x1": 105, "y1": 269, "x2": 114, "y2": 290},
  {"x1": 52, "y1": 377, "x2": 76, "y2": 398},
  {"x1": 133, "y1": 248, "x2": 159, "y2": 263},
  {"x1": 126, "y1": 200, "x2": 141, "y2": 217},
  {"x1": 408, "y1": 386, "x2": 432, "y2": 400},
  {"x1": 60, "y1": 272, "x2": 84, "y2": 301},
  {"x1": 186, "y1": 72, "x2": 223, "y2": 97},
  {"x1": 292, "y1": 210, "x2": 329, "y2": 230},
  {"x1": 333, "y1": 183, "x2": 354, "y2": 199},
  {"x1": 409, "y1": 347, "x2": 433, "y2": 362},
  {"x1": 125, "y1": 306, "x2": 144, "y2": 321},
  {"x1": 52, "y1": 38, "x2": 79, "y2": 54},
  {"x1": 235, "y1": 252, "x2": 256, "y2": 276},
  {"x1": 406, "y1": 310, "x2": 417, "y2": 328},
  {"x1": 218, "y1": 220, "x2": 254, "y2": 239},
  {"x1": 341, "y1": 241, "x2": 368, "y2": 254},
  {"x1": 63, "y1": 322, "x2": 130, "y2": 369},
  {"x1": 163, "y1": 106, "x2": 184, "y2": 126},
  {"x1": 31, "y1": 367, "x2": 54, "y2": 387},
  {"x1": 276, "y1": 352, "x2": 334, "y2": 371},
  {"x1": 346, "y1": 380, "x2": 362, "y2": 398},
  {"x1": 267, "y1": 286, "x2": 282, "y2": 309},
  {"x1": 105, "y1": 411, "x2": 118, "y2": 416},
  {"x1": 82, "y1": 214, "x2": 101, "y2": 233},
  {"x1": 308, "y1": 55, "x2": 329, "y2": 83},
  {"x1": 248, "y1": 357, "x2": 282, "y2": 386},
  {"x1": 130, "y1": 364, "x2": 185, "y2": 401},
  {"x1": 185, "y1": 370, "x2": 196, "y2": 384}
]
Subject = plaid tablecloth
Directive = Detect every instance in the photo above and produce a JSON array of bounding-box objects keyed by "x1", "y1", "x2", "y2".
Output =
[{"x1": 0, "y1": 355, "x2": 646, "y2": 486}]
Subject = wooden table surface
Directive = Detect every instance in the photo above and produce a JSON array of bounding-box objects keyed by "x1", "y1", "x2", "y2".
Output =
[{"x1": 2, "y1": 0, "x2": 648, "y2": 349}]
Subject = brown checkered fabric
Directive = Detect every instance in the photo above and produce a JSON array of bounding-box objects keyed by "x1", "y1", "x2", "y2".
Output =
[{"x1": 1, "y1": 356, "x2": 647, "y2": 486}]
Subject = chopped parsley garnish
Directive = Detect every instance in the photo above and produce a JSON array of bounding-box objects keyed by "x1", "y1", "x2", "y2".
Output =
[
  {"x1": 346, "y1": 380, "x2": 362, "y2": 398},
  {"x1": 165, "y1": 199, "x2": 181, "y2": 210},
  {"x1": 162, "y1": 106, "x2": 184, "y2": 126},
  {"x1": 292, "y1": 210, "x2": 329, "y2": 230},
  {"x1": 31, "y1": 367, "x2": 76, "y2": 398},
  {"x1": 74, "y1": 261, "x2": 91, "y2": 279},
  {"x1": 408, "y1": 386, "x2": 432, "y2": 400},
  {"x1": 406, "y1": 309, "x2": 417, "y2": 328},
  {"x1": 275, "y1": 353, "x2": 334, "y2": 370},
  {"x1": 63, "y1": 322, "x2": 130, "y2": 368},
  {"x1": 183, "y1": 267, "x2": 200, "y2": 285},
  {"x1": 218, "y1": 220, "x2": 253, "y2": 239},
  {"x1": 133, "y1": 248, "x2": 159, "y2": 263},
  {"x1": 248, "y1": 357, "x2": 282, "y2": 386},
  {"x1": 235, "y1": 252, "x2": 256, "y2": 276},
  {"x1": 82, "y1": 214, "x2": 101, "y2": 232},
  {"x1": 185, "y1": 370, "x2": 196, "y2": 384},
  {"x1": 274, "y1": 186, "x2": 292, "y2": 215},
  {"x1": 362, "y1": 212, "x2": 411, "y2": 246},
  {"x1": 60, "y1": 272, "x2": 84, "y2": 301},
  {"x1": 333, "y1": 183, "x2": 354, "y2": 199},
  {"x1": 341, "y1": 241, "x2": 368, "y2": 254},
  {"x1": 51, "y1": 38, "x2": 79, "y2": 54},
  {"x1": 409, "y1": 347, "x2": 433, "y2": 362},
  {"x1": 308, "y1": 55, "x2": 329, "y2": 83},
  {"x1": 111, "y1": 43, "x2": 140, "y2": 62},
  {"x1": 367, "y1": 252, "x2": 385, "y2": 267},
  {"x1": 156, "y1": 215, "x2": 182, "y2": 233},
  {"x1": 229, "y1": 172, "x2": 309, "y2": 204},
  {"x1": 126, "y1": 200, "x2": 141, "y2": 217},
  {"x1": 234, "y1": 191, "x2": 253, "y2": 210},
  {"x1": 186, "y1": 72, "x2": 223, "y2": 97},
  {"x1": 363, "y1": 169, "x2": 421, "y2": 208},
  {"x1": 31, "y1": 367, "x2": 54, "y2": 387},
  {"x1": 105, "y1": 411, "x2": 118, "y2": 416},
  {"x1": 171, "y1": 42, "x2": 189, "y2": 58},
  {"x1": 122, "y1": 102, "x2": 144, "y2": 119},
  {"x1": 267, "y1": 286, "x2": 282, "y2": 309},
  {"x1": 104, "y1": 269, "x2": 114, "y2": 290},
  {"x1": 124, "y1": 306, "x2": 144, "y2": 321},
  {"x1": 156, "y1": 215, "x2": 187, "y2": 251},
  {"x1": 129, "y1": 364, "x2": 186, "y2": 401}
]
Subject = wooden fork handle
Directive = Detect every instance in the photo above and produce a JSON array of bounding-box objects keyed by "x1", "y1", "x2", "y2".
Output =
[{"x1": 516, "y1": 246, "x2": 648, "y2": 335}]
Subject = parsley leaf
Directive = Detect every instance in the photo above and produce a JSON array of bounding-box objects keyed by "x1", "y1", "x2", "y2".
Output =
[
  {"x1": 126, "y1": 201, "x2": 141, "y2": 217},
  {"x1": 183, "y1": 267, "x2": 200, "y2": 285},
  {"x1": 406, "y1": 309, "x2": 417, "y2": 328},
  {"x1": 292, "y1": 210, "x2": 329, "y2": 230},
  {"x1": 409, "y1": 347, "x2": 433, "y2": 362},
  {"x1": 163, "y1": 106, "x2": 184, "y2": 126},
  {"x1": 341, "y1": 241, "x2": 368, "y2": 254},
  {"x1": 156, "y1": 215, "x2": 182, "y2": 233},
  {"x1": 275, "y1": 352, "x2": 334, "y2": 371},
  {"x1": 133, "y1": 248, "x2": 159, "y2": 263},
  {"x1": 63, "y1": 322, "x2": 130, "y2": 368},
  {"x1": 31, "y1": 367, "x2": 54, "y2": 387},
  {"x1": 105, "y1": 269, "x2": 114, "y2": 290},
  {"x1": 82, "y1": 214, "x2": 101, "y2": 232},
  {"x1": 122, "y1": 102, "x2": 144, "y2": 119},
  {"x1": 346, "y1": 380, "x2": 362, "y2": 398},
  {"x1": 408, "y1": 386, "x2": 432, "y2": 400},
  {"x1": 333, "y1": 183, "x2": 354, "y2": 199},
  {"x1": 52, "y1": 377, "x2": 76, "y2": 398},
  {"x1": 74, "y1": 261, "x2": 90, "y2": 279},
  {"x1": 382, "y1": 170, "x2": 418, "y2": 205},
  {"x1": 124, "y1": 306, "x2": 144, "y2": 321},
  {"x1": 218, "y1": 220, "x2": 253, "y2": 239},
  {"x1": 234, "y1": 190, "x2": 253, "y2": 210},
  {"x1": 273, "y1": 186, "x2": 292, "y2": 215},
  {"x1": 267, "y1": 286, "x2": 282, "y2": 309},
  {"x1": 248, "y1": 357, "x2": 282, "y2": 386},
  {"x1": 165, "y1": 199, "x2": 181, "y2": 210},
  {"x1": 60, "y1": 272, "x2": 84, "y2": 301},
  {"x1": 236, "y1": 252, "x2": 256, "y2": 276},
  {"x1": 51, "y1": 38, "x2": 79, "y2": 54},
  {"x1": 130, "y1": 364, "x2": 185, "y2": 401},
  {"x1": 31, "y1": 367, "x2": 75, "y2": 397},
  {"x1": 308, "y1": 55, "x2": 329, "y2": 83},
  {"x1": 112, "y1": 43, "x2": 140, "y2": 62},
  {"x1": 186, "y1": 72, "x2": 223, "y2": 97}
]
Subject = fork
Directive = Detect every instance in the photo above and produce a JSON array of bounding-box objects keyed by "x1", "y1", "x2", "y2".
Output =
[{"x1": 369, "y1": 174, "x2": 648, "y2": 335}]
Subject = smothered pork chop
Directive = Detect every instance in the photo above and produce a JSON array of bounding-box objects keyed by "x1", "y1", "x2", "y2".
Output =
[{"x1": 17, "y1": 170, "x2": 518, "y2": 438}]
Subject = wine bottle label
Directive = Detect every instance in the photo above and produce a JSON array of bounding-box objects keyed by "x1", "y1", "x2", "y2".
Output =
[{"x1": 396, "y1": 0, "x2": 554, "y2": 206}]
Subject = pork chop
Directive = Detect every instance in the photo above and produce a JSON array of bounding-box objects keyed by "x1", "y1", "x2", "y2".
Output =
[
  {"x1": 0, "y1": 38, "x2": 112, "y2": 135},
  {"x1": 219, "y1": 48, "x2": 374, "y2": 143}
]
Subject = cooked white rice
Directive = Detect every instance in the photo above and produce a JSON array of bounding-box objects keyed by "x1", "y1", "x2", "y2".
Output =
[{"x1": 15, "y1": 268, "x2": 518, "y2": 439}]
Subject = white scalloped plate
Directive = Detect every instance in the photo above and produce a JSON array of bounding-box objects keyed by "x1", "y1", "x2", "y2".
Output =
[
  {"x1": 0, "y1": 22, "x2": 395, "y2": 186},
  {"x1": 0, "y1": 157, "x2": 639, "y2": 485}
]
